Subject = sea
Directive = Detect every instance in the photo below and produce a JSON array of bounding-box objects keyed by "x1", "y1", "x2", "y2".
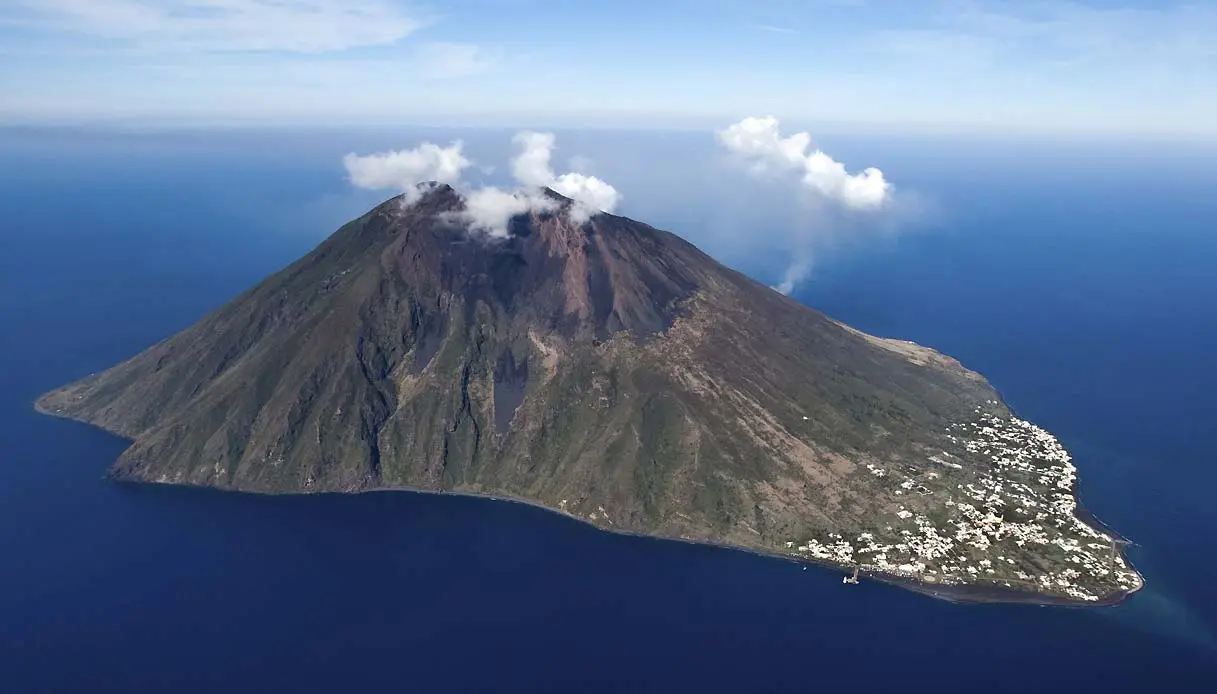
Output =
[{"x1": 1, "y1": 127, "x2": 1215, "y2": 692}]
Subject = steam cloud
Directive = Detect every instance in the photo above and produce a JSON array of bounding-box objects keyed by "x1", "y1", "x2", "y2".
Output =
[
  {"x1": 717, "y1": 116, "x2": 891, "y2": 211},
  {"x1": 511, "y1": 132, "x2": 622, "y2": 221},
  {"x1": 773, "y1": 260, "x2": 813, "y2": 297},
  {"x1": 343, "y1": 131, "x2": 621, "y2": 236},
  {"x1": 461, "y1": 187, "x2": 552, "y2": 238},
  {"x1": 717, "y1": 116, "x2": 896, "y2": 294},
  {"x1": 342, "y1": 141, "x2": 470, "y2": 203},
  {"x1": 343, "y1": 121, "x2": 897, "y2": 295}
]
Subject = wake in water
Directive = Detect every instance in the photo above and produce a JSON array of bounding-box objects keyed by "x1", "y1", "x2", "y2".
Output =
[{"x1": 1098, "y1": 550, "x2": 1217, "y2": 654}]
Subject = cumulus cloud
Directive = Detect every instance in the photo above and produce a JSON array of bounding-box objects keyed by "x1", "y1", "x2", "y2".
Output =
[
  {"x1": 718, "y1": 116, "x2": 891, "y2": 210},
  {"x1": 553, "y1": 173, "x2": 622, "y2": 222},
  {"x1": 454, "y1": 131, "x2": 620, "y2": 234},
  {"x1": 510, "y1": 131, "x2": 557, "y2": 187},
  {"x1": 510, "y1": 131, "x2": 622, "y2": 219},
  {"x1": 717, "y1": 115, "x2": 901, "y2": 295},
  {"x1": 342, "y1": 130, "x2": 619, "y2": 237},
  {"x1": 717, "y1": 117, "x2": 810, "y2": 171},
  {"x1": 343, "y1": 140, "x2": 470, "y2": 201}
]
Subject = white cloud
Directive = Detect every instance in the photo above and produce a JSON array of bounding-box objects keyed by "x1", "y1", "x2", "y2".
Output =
[
  {"x1": 717, "y1": 116, "x2": 891, "y2": 210},
  {"x1": 343, "y1": 141, "x2": 470, "y2": 201},
  {"x1": 717, "y1": 115, "x2": 904, "y2": 295},
  {"x1": 510, "y1": 131, "x2": 557, "y2": 188},
  {"x1": 341, "y1": 129, "x2": 622, "y2": 237},
  {"x1": 461, "y1": 187, "x2": 554, "y2": 238},
  {"x1": 510, "y1": 131, "x2": 622, "y2": 219},
  {"x1": 551, "y1": 174, "x2": 622, "y2": 222},
  {"x1": 457, "y1": 131, "x2": 622, "y2": 231},
  {"x1": 342, "y1": 137, "x2": 536, "y2": 233},
  {"x1": 717, "y1": 116, "x2": 810, "y2": 171},
  {"x1": 9, "y1": 0, "x2": 422, "y2": 53},
  {"x1": 804, "y1": 151, "x2": 889, "y2": 210}
]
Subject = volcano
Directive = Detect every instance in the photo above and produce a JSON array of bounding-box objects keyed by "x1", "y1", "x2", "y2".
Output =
[{"x1": 36, "y1": 184, "x2": 1143, "y2": 604}]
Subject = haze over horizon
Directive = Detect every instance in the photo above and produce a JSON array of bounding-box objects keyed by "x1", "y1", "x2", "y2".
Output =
[{"x1": 2, "y1": 0, "x2": 1215, "y2": 139}]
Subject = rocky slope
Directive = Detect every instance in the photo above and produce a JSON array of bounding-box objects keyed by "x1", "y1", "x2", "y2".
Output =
[{"x1": 36, "y1": 185, "x2": 1142, "y2": 604}]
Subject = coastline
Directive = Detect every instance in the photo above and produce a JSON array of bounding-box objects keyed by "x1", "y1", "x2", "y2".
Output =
[
  {"x1": 32, "y1": 395, "x2": 1144, "y2": 609},
  {"x1": 356, "y1": 484, "x2": 1144, "y2": 609}
]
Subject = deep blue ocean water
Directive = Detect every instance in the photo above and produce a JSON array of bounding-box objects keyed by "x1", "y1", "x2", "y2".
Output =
[{"x1": 1, "y1": 128, "x2": 1216, "y2": 692}]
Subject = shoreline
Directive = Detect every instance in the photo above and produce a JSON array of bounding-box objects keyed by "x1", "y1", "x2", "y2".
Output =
[
  {"x1": 33, "y1": 395, "x2": 1143, "y2": 609},
  {"x1": 355, "y1": 484, "x2": 1143, "y2": 609},
  {"x1": 121, "y1": 474, "x2": 1144, "y2": 609}
]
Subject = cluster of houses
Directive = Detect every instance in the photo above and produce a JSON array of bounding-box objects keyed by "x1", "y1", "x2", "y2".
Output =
[{"x1": 785, "y1": 406, "x2": 1143, "y2": 602}]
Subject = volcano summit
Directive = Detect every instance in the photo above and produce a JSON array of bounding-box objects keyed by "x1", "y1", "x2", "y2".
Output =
[{"x1": 36, "y1": 185, "x2": 1143, "y2": 605}]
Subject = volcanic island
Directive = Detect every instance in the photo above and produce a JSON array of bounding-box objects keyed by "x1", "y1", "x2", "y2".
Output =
[{"x1": 36, "y1": 185, "x2": 1144, "y2": 606}]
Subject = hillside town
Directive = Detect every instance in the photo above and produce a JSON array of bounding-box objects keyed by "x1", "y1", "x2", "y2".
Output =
[{"x1": 786, "y1": 405, "x2": 1144, "y2": 602}]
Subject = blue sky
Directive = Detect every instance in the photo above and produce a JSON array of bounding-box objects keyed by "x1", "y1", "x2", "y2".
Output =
[{"x1": 1, "y1": 0, "x2": 1215, "y2": 137}]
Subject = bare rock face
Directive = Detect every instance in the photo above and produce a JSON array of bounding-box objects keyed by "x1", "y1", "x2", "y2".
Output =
[{"x1": 36, "y1": 185, "x2": 1142, "y2": 604}]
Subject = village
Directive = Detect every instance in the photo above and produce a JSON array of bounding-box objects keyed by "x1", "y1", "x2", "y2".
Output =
[{"x1": 786, "y1": 405, "x2": 1144, "y2": 602}]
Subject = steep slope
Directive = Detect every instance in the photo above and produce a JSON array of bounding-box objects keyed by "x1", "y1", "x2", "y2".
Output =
[{"x1": 37, "y1": 185, "x2": 1142, "y2": 604}]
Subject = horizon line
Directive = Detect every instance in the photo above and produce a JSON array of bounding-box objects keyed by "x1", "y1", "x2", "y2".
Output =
[{"x1": 2, "y1": 115, "x2": 1216, "y2": 145}]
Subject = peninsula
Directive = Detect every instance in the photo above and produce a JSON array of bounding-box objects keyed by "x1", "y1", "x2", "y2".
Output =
[{"x1": 36, "y1": 185, "x2": 1144, "y2": 605}]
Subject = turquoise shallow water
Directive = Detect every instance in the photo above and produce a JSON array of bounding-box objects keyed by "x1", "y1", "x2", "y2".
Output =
[{"x1": 1, "y1": 129, "x2": 1215, "y2": 692}]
